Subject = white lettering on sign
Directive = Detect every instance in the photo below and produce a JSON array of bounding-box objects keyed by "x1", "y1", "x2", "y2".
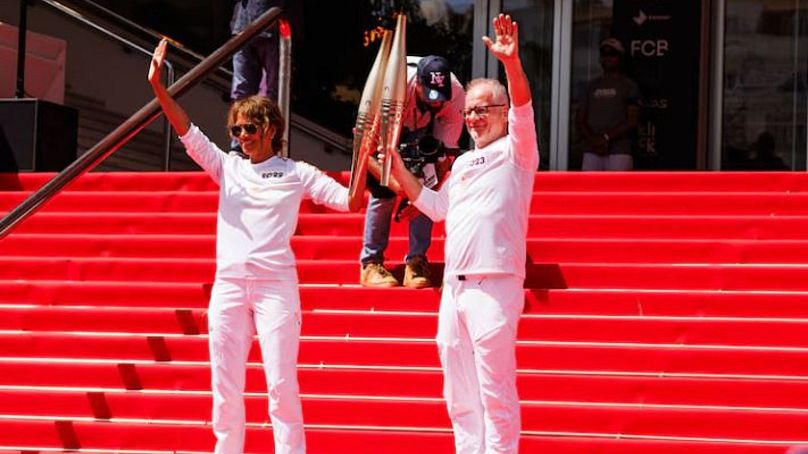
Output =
[
  {"x1": 631, "y1": 40, "x2": 669, "y2": 57},
  {"x1": 641, "y1": 98, "x2": 669, "y2": 109},
  {"x1": 638, "y1": 121, "x2": 657, "y2": 155}
]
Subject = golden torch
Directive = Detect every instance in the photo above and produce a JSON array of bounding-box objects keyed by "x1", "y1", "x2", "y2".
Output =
[
  {"x1": 379, "y1": 13, "x2": 407, "y2": 187},
  {"x1": 349, "y1": 29, "x2": 392, "y2": 198}
]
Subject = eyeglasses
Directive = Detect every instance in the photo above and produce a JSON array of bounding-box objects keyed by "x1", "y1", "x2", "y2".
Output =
[
  {"x1": 462, "y1": 104, "x2": 506, "y2": 118},
  {"x1": 229, "y1": 123, "x2": 260, "y2": 137}
]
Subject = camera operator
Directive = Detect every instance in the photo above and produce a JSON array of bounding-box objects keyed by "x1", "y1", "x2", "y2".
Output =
[{"x1": 361, "y1": 55, "x2": 465, "y2": 289}]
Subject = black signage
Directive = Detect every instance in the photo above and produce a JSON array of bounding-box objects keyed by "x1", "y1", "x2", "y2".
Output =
[{"x1": 612, "y1": 0, "x2": 702, "y2": 169}]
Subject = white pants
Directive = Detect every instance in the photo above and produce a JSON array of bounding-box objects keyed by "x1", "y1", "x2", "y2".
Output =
[
  {"x1": 208, "y1": 277, "x2": 306, "y2": 454},
  {"x1": 582, "y1": 152, "x2": 633, "y2": 171},
  {"x1": 438, "y1": 274, "x2": 524, "y2": 454}
]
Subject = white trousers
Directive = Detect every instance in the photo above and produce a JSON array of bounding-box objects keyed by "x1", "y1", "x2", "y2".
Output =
[
  {"x1": 208, "y1": 277, "x2": 306, "y2": 454},
  {"x1": 582, "y1": 152, "x2": 633, "y2": 171},
  {"x1": 438, "y1": 274, "x2": 524, "y2": 454}
]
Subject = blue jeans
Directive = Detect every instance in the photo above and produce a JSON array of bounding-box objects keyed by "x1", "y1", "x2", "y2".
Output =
[
  {"x1": 231, "y1": 35, "x2": 280, "y2": 101},
  {"x1": 230, "y1": 36, "x2": 280, "y2": 152},
  {"x1": 360, "y1": 194, "x2": 433, "y2": 266}
]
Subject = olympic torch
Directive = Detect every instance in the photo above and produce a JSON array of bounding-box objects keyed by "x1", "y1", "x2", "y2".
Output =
[
  {"x1": 378, "y1": 13, "x2": 407, "y2": 187},
  {"x1": 349, "y1": 29, "x2": 392, "y2": 198}
]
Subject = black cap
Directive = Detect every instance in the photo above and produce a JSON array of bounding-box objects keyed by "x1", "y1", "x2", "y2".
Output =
[
  {"x1": 600, "y1": 37, "x2": 625, "y2": 54},
  {"x1": 417, "y1": 55, "x2": 453, "y2": 102}
]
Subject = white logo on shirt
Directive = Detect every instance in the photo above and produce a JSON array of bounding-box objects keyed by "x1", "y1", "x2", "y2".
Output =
[{"x1": 593, "y1": 88, "x2": 617, "y2": 99}]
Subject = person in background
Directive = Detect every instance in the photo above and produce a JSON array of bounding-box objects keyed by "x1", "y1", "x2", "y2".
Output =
[
  {"x1": 360, "y1": 55, "x2": 465, "y2": 289},
  {"x1": 148, "y1": 38, "x2": 367, "y2": 454},
  {"x1": 383, "y1": 14, "x2": 537, "y2": 453},
  {"x1": 231, "y1": 0, "x2": 284, "y2": 102},
  {"x1": 577, "y1": 37, "x2": 641, "y2": 171},
  {"x1": 230, "y1": 0, "x2": 284, "y2": 152}
]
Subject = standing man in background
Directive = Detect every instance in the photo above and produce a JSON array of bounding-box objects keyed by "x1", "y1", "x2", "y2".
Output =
[
  {"x1": 577, "y1": 37, "x2": 641, "y2": 171},
  {"x1": 384, "y1": 14, "x2": 537, "y2": 453}
]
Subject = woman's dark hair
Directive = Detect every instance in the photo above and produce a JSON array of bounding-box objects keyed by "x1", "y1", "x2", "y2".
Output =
[{"x1": 227, "y1": 95, "x2": 285, "y2": 152}]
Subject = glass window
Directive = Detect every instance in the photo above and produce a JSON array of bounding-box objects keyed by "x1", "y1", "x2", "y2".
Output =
[
  {"x1": 503, "y1": 0, "x2": 554, "y2": 169},
  {"x1": 569, "y1": 0, "x2": 703, "y2": 171},
  {"x1": 722, "y1": 0, "x2": 808, "y2": 170},
  {"x1": 295, "y1": 0, "x2": 475, "y2": 138}
]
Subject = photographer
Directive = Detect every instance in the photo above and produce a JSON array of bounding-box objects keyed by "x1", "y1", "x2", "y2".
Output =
[{"x1": 360, "y1": 55, "x2": 465, "y2": 288}]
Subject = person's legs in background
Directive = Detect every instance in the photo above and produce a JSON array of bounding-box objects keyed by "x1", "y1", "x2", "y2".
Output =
[
  {"x1": 606, "y1": 153, "x2": 633, "y2": 171},
  {"x1": 230, "y1": 39, "x2": 264, "y2": 152},
  {"x1": 404, "y1": 212, "x2": 433, "y2": 288},
  {"x1": 360, "y1": 194, "x2": 398, "y2": 287},
  {"x1": 255, "y1": 35, "x2": 280, "y2": 101},
  {"x1": 581, "y1": 151, "x2": 606, "y2": 171}
]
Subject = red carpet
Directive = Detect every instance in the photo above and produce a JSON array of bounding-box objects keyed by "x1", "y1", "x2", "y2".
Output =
[{"x1": 1, "y1": 171, "x2": 807, "y2": 452}]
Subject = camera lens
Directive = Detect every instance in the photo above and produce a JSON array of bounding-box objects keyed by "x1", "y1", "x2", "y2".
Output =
[{"x1": 417, "y1": 136, "x2": 441, "y2": 156}]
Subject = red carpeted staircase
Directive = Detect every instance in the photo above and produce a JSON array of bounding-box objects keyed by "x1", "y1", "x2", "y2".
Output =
[{"x1": 1, "y1": 171, "x2": 808, "y2": 453}]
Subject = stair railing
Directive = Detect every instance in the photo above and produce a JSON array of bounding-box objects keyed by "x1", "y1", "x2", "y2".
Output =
[{"x1": 0, "y1": 7, "x2": 283, "y2": 239}]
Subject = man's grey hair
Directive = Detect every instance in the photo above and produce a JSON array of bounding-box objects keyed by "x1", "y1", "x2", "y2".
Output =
[{"x1": 466, "y1": 78, "x2": 509, "y2": 105}]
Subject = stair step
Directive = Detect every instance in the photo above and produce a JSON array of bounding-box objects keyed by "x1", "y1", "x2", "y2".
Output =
[
  {"x1": 2, "y1": 332, "x2": 808, "y2": 377},
  {"x1": 6, "y1": 258, "x2": 808, "y2": 290},
  {"x1": 7, "y1": 191, "x2": 808, "y2": 215},
  {"x1": 1, "y1": 306, "x2": 808, "y2": 348},
  {"x1": 1, "y1": 388, "x2": 808, "y2": 440},
  {"x1": 10, "y1": 170, "x2": 808, "y2": 192},
  {"x1": 3, "y1": 360, "x2": 808, "y2": 409},
  {"x1": 13, "y1": 211, "x2": 808, "y2": 240},
  {"x1": 2, "y1": 417, "x2": 788, "y2": 453},
  {"x1": 10, "y1": 233, "x2": 808, "y2": 263},
  {"x1": 5, "y1": 280, "x2": 808, "y2": 318}
]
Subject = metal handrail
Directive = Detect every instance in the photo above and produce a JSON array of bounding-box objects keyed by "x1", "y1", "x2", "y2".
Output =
[
  {"x1": 44, "y1": 0, "x2": 234, "y2": 80},
  {"x1": 0, "y1": 7, "x2": 283, "y2": 239},
  {"x1": 56, "y1": 0, "x2": 208, "y2": 60},
  {"x1": 38, "y1": 0, "x2": 176, "y2": 167}
]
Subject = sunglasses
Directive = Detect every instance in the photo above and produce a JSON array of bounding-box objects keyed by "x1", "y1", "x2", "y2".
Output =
[
  {"x1": 229, "y1": 123, "x2": 260, "y2": 137},
  {"x1": 462, "y1": 104, "x2": 507, "y2": 118}
]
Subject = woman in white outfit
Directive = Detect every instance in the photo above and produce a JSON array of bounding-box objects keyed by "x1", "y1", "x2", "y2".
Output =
[{"x1": 148, "y1": 39, "x2": 367, "y2": 454}]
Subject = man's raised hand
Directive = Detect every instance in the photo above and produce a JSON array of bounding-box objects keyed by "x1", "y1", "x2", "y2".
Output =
[{"x1": 482, "y1": 14, "x2": 520, "y2": 64}]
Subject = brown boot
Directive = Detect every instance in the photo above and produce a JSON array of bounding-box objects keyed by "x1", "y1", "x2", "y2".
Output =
[
  {"x1": 403, "y1": 256, "x2": 432, "y2": 289},
  {"x1": 360, "y1": 263, "x2": 399, "y2": 287}
]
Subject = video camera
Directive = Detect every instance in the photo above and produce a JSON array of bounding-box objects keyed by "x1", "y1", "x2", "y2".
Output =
[{"x1": 399, "y1": 135, "x2": 443, "y2": 187}]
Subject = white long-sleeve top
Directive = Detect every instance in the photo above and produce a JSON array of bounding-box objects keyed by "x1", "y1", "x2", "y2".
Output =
[
  {"x1": 180, "y1": 124, "x2": 350, "y2": 281},
  {"x1": 413, "y1": 102, "x2": 539, "y2": 279}
]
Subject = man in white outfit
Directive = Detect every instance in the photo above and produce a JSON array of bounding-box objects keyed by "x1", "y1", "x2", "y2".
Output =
[
  {"x1": 385, "y1": 14, "x2": 537, "y2": 453},
  {"x1": 148, "y1": 39, "x2": 368, "y2": 453}
]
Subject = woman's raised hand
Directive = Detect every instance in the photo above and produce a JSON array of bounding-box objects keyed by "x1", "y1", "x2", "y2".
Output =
[{"x1": 148, "y1": 39, "x2": 168, "y2": 88}]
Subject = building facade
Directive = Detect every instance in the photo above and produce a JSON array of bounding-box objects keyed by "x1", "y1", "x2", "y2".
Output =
[
  {"x1": 6, "y1": 0, "x2": 806, "y2": 171},
  {"x1": 322, "y1": 0, "x2": 808, "y2": 171}
]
